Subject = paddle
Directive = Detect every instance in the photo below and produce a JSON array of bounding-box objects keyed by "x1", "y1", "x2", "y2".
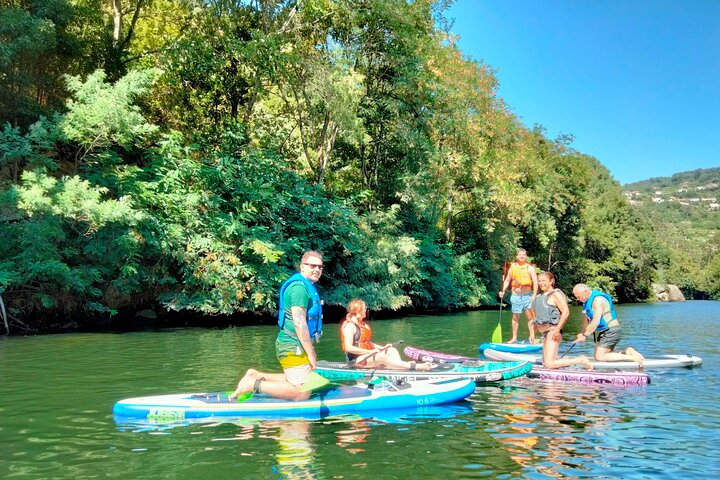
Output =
[
  {"x1": 492, "y1": 256, "x2": 509, "y2": 344},
  {"x1": 492, "y1": 291, "x2": 505, "y2": 344},
  {"x1": 350, "y1": 340, "x2": 404, "y2": 366},
  {"x1": 559, "y1": 342, "x2": 577, "y2": 358},
  {"x1": 300, "y1": 340, "x2": 405, "y2": 393}
]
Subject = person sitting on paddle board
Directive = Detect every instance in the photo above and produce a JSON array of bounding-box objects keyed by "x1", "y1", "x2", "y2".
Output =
[
  {"x1": 341, "y1": 299, "x2": 435, "y2": 371},
  {"x1": 499, "y1": 248, "x2": 539, "y2": 344},
  {"x1": 230, "y1": 251, "x2": 325, "y2": 401},
  {"x1": 531, "y1": 272, "x2": 593, "y2": 370},
  {"x1": 572, "y1": 284, "x2": 645, "y2": 367}
]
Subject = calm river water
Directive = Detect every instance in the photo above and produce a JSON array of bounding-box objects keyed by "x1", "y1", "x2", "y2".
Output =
[{"x1": 1, "y1": 301, "x2": 719, "y2": 479}]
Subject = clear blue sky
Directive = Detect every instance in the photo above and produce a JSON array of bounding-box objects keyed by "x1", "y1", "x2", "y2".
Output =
[{"x1": 447, "y1": 0, "x2": 720, "y2": 185}]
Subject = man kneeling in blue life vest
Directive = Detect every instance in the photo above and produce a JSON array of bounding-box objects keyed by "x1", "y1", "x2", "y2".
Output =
[
  {"x1": 230, "y1": 251, "x2": 324, "y2": 401},
  {"x1": 572, "y1": 284, "x2": 645, "y2": 368}
]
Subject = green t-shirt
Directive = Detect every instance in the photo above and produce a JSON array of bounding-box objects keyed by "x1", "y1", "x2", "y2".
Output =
[{"x1": 276, "y1": 280, "x2": 312, "y2": 356}]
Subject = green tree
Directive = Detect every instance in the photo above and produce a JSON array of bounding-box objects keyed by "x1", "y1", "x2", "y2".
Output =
[{"x1": 0, "y1": 0, "x2": 81, "y2": 126}]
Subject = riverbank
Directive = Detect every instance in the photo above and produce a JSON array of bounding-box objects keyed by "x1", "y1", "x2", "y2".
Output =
[{"x1": 1, "y1": 301, "x2": 485, "y2": 336}]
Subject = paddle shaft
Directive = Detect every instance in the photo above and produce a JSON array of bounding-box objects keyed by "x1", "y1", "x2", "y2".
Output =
[
  {"x1": 498, "y1": 291, "x2": 504, "y2": 319},
  {"x1": 559, "y1": 342, "x2": 577, "y2": 358},
  {"x1": 351, "y1": 340, "x2": 404, "y2": 365},
  {"x1": 498, "y1": 256, "x2": 509, "y2": 320},
  {"x1": 492, "y1": 289, "x2": 506, "y2": 344},
  {"x1": 493, "y1": 254, "x2": 509, "y2": 343}
]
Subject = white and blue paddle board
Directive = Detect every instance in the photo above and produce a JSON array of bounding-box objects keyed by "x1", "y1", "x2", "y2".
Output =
[{"x1": 113, "y1": 377, "x2": 476, "y2": 421}]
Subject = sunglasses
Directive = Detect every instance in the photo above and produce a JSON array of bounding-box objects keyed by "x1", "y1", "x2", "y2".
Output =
[{"x1": 303, "y1": 263, "x2": 324, "y2": 270}]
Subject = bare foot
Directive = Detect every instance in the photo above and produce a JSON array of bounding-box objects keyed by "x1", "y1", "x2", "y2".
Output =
[
  {"x1": 507, "y1": 338, "x2": 517, "y2": 344},
  {"x1": 626, "y1": 347, "x2": 645, "y2": 369},
  {"x1": 229, "y1": 373, "x2": 256, "y2": 400},
  {"x1": 415, "y1": 362, "x2": 437, "y2": 371},
  {"x1": 578, "y1": 355, "x2": 594, "y2": 371}
]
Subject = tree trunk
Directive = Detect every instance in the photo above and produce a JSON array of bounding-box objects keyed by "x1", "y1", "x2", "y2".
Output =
[
  {"x1": 445, "y1": 194, "x2": 453, "y2": 243},
  {"x1": 112, "y1": 0, "x2": 123, "y2": 47},
  {"x1": 316, "y1": 122, "x2": 338, "y2": 185}
]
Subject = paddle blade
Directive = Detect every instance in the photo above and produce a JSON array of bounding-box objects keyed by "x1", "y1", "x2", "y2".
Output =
[
  {"x1": 299, "y1": 372, "x2": 330, "y2": 392},
  {"x1": 491, "y1": 322, "x2": 502, "y2": 343}
]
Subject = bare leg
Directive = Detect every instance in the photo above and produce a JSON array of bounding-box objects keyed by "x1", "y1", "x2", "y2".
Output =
[
  {"x1": 362, "y1": 351, "x2": 435, "y2": 371},
  {"x1": 229, "y1": 368, "x2": 311, "y2": 401},
  {"x1": 384, "y1": 347, "x2": 403, "y2": 363},
  {"x1": 260, "y1": 381, "x2": 311, "y2": 401},
  {"x1": 229, "y1": 369, "x2": 263, "y2": 399},
  {"x1": 508, "y1": 313, "x2": 520, "y2": 343},
  {"x1": 541, "y1": 333, "x2": 593, "y2": 370},
  {"x1": 625, "y1": 347, "x2": 645, "y2": 368},
  {"x1": 595, "y1": 346, "x2": 644, "y2": 368},
  {"x1": 525, "y1": 308, "x2": 536, "y2": 344}
]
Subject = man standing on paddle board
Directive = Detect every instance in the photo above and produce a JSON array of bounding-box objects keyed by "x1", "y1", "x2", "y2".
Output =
[
  {"x1": 499, "y1": 248, "x2": 538, "y2": 344},
  {"x1": 572, "y1": 284, "x2": 645, "y2": 367},
  {"x1": 230, "y1": 251, "x2": 324, "y2": 401}
]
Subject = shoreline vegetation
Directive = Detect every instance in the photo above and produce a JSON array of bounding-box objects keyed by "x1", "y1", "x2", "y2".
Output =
[
  {"x1": 9, "y1": 302, "x2": 490, "y2": 336},
  {"x1": 1, "y1": 2, "x2": 718, "y2": 335}
]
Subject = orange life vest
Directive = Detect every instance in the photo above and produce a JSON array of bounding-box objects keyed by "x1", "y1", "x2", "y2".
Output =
[
  {"x1": 510, "y1": 262, "x2": 533, "y2": 288},
  {"x1": 340, "y1": 317, "x2": 373, "y2": 351}
]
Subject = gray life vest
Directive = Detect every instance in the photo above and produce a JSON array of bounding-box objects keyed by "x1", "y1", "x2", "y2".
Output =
[{"x1": 532, "y1": 289, "x2": 563, "y2": 326}]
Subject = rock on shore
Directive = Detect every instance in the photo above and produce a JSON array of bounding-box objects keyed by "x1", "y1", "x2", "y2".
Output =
[{"x1": 652, "y1": 283, "x2": 686, "y2": 302}]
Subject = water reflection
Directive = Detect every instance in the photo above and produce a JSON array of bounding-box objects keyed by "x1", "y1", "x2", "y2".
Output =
[
  {"x1": 114, "y1": 403, "x2": 474, "y2": 479},
  {"x1": 258, "y1": 420, "x2": 319, "y2": 480},
  {"x1": 334, "y1": 417, "x2": 371, "y2": 455},
  {"x1": 490, "y1": 380, "x2": 632, "y2": 477}
]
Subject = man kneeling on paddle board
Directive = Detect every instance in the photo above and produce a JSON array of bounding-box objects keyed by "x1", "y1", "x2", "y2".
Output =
[
  {"x1": 230, "y1": 251, "x2": 325, "y2": 401},
  {"x1": 572, "y1": 284, "x2": 645, "y2": 367}
]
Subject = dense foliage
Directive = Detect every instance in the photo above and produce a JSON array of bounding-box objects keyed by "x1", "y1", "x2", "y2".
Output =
[{"x1": 0, "y1": 0, "x2": 686, "y2": 331}]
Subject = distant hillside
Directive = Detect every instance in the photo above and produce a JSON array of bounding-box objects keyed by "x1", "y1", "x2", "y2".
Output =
[
  {"x1": 622, "y1": 167, "x2": 719, "y2": 232},
  {"x1": 622, "y1": 167, "x2": 720, "y2": 298},
  {"x1": 623, "y1": 167, "x2": 720, "y2": 207}
]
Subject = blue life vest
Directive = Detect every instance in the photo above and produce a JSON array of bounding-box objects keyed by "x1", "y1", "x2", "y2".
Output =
[
  {"x1": 278, "y1": 272, "x2": 323, "y2": 342},
  {"x1": 583, "y1": 290, "x2": 617, "y2": 332}
]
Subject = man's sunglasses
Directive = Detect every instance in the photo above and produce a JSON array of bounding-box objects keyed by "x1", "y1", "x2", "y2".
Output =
[{"x1": 303, "y1": 263, "x2": 324, "y2": 270}]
